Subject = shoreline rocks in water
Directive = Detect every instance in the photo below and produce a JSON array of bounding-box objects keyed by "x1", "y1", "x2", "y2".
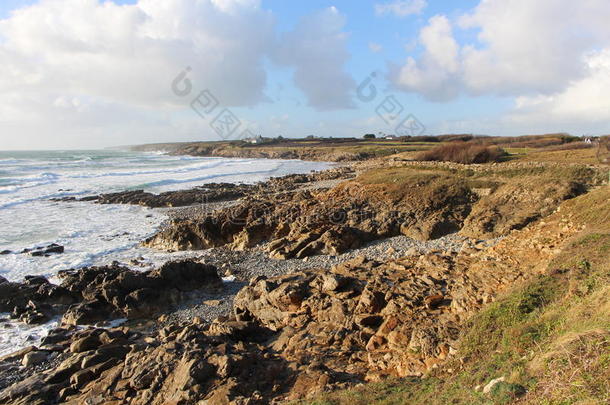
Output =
[
  {"x1": 58, "y1": 183, "x2": 258, "y2": 208},
  {"x1": 51, "y1": 167, "x2": 355, "y2": 208},
  {"x1": 3, "y1": 243, "x2": 66, "y2": 257},
  {"x1": 0, "y1": 259, "x2": 223, "y2": 327}
]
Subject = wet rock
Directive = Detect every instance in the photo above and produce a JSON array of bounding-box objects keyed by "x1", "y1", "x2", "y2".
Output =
[
  {"x1": 30, "y1": 243, "x2": 64, "y2": 256},
  {"x1": 58, "y1": 259, "x2": 222, "y2": 325},
  {"x1": 0, "y1": 346, "x2": 37, "y2": 363},
  {"x1": 59, "y1": 182, "x2": 258, "y2": 208},
  {"x1": 0, "y1": 276, "x2": 76, "y2": 326},
  {"x1": 0, "y1": 259, "x2": 222, "y2": 327}
]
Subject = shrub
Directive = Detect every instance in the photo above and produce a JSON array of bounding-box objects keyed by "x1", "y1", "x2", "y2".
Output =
[{"x1": 416, "y1": 142, "x2": 507, "y2": 164}]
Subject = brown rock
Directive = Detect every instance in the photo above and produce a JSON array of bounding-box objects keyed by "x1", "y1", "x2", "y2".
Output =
[
  {"x1": 424, "y1": 294, "x2": 445, "y2": 309},
  {"x1": 70, "y1": 335, "x2": 101, "y2": 353},
  {"x1": 70, "y1": 368, "x2": 95, "y2": 388},
  {"x1": 22, "y1": 350, "x2": 49, "y2": 367}
]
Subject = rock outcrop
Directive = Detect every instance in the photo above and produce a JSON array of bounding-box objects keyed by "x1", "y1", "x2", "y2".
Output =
[
  {"x1": 59, "y1": 259, "x2": 223, "y2": 325},
  {"x1": 69, "y1": 183, "x2": 256, "y2": 208},
  {"x1": 0, "y1": 275, "x2": 76, "y2": 324},
  {"x1": 459, "y1": 179, "x2": 586, "y2": 239},
  {"x1": 0, "y1": 260, "x2": 222, "y2": 327},
  {"x1": 144, "y1": 175, "x2": 477, "y2": 258},
  {"x1": 144, "y1": 163, "x2": 600, "y2": 263}
]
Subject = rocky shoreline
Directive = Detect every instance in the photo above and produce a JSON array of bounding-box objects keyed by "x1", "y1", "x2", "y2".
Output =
[{"x1": 0, "y1": 157, "x2": 606, "y2": 404}]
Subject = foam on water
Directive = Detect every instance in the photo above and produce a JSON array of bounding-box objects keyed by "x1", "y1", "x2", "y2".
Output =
[
  {"x1": 0, "y1": 149, "x2": 331, "y2": 355},
  {"x1": 0, "y1": 314, "x2": 60, "y2": 357}
]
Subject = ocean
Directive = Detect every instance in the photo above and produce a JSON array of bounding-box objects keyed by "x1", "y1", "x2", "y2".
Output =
[{"x1": 0, "y1": 149, "x2": 329, "y2": 355}]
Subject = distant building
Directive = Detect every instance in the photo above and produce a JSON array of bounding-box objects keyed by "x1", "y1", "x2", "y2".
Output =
[
  {"x1": 244, "y1": 135, "x2": 264, "y2": 144},
  {"x1": 384, "y1": 135, "x2": 397, "y2": 139}
]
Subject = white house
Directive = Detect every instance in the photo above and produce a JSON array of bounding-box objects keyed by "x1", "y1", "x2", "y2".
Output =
[{"x1": 244, "y1": 135, "x2": 264, "y2": 144}]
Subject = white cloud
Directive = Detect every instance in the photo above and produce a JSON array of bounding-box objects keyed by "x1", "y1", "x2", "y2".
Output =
[
  {"x1": 431, "y1": 51, "x2": 610, "y2": 136},
  {"x1": 0, "y1": 0, "x2": 356, "y2": 149},
  {"x1": 0, "y1": 0, "x2": 274, "y2": 149},
  {"x1": 508, "y1": 50, "x2": 610, "y2": 125},
  {"x1": 273, "y1": 7, "x2": 355, "y2": 111},
  {"x1": 0, "y1": 0, "x2": 275, "y2": 108},
  {"x1": 391, "y1": 0, "x2": 610, "y2": 100},
  {"x1": 375, "y1": 0, "x2": 427, "y2": 18},
  {"x1": 390, "y1": 15, "x2": 460, "y2": 101}
]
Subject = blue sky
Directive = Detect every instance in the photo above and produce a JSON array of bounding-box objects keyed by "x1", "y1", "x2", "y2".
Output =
[
  {"x1": 244, "y1": 0, "x2": 510, "y2": 138},
  {"x1": 0, "y1": 0, "x2": 608, "y2": 149}
]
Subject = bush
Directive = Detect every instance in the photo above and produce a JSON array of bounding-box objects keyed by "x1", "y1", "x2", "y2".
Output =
[{"x1": 416, "y1": 142, "x2": 507, "y2": 164}]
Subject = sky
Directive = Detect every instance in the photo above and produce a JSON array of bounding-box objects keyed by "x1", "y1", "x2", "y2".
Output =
[{"x1": 0, "y1": 0, "x2": 609, "y2": 150}]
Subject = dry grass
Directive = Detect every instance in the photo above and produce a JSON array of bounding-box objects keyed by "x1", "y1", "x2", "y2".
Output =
[
  {"x1": 542, "y1": 141, "x2": 594, "y2": 151},
  {"x1": 483, "y1": 133, "x2": 579, "y2": 149},
  {"x1": 525, "y1": 326, "x2": 610, "y2": 404},
  {"x1": 415, "y1": 142, "x2": 506, "y2": 164},
  {"x1": 513, "y1": 148, "x2": 601, "y2": 165}
]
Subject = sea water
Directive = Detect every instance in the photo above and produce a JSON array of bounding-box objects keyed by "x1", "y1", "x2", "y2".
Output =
[{"x1": 0, "y1": 149, "x2": 330, "y2": 355}]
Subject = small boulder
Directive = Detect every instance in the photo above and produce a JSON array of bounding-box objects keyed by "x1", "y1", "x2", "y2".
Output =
[{"x1": 22, "y1": 350, "x2": 49, "y2": 367}]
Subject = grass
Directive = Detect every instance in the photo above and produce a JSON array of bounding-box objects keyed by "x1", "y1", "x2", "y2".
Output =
[
  {"x1": 355, "y1": 164, "x2": 606, "y2": 192},
  {"x1": 351, "y1": 166, "x2": 477, "y2": 205},
  {"x1": 296, "y1": 188, "x2": 610, "y2": 405},
  {"x1": 514, "y1": 148, "x2": 601, "y2": 165}
]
